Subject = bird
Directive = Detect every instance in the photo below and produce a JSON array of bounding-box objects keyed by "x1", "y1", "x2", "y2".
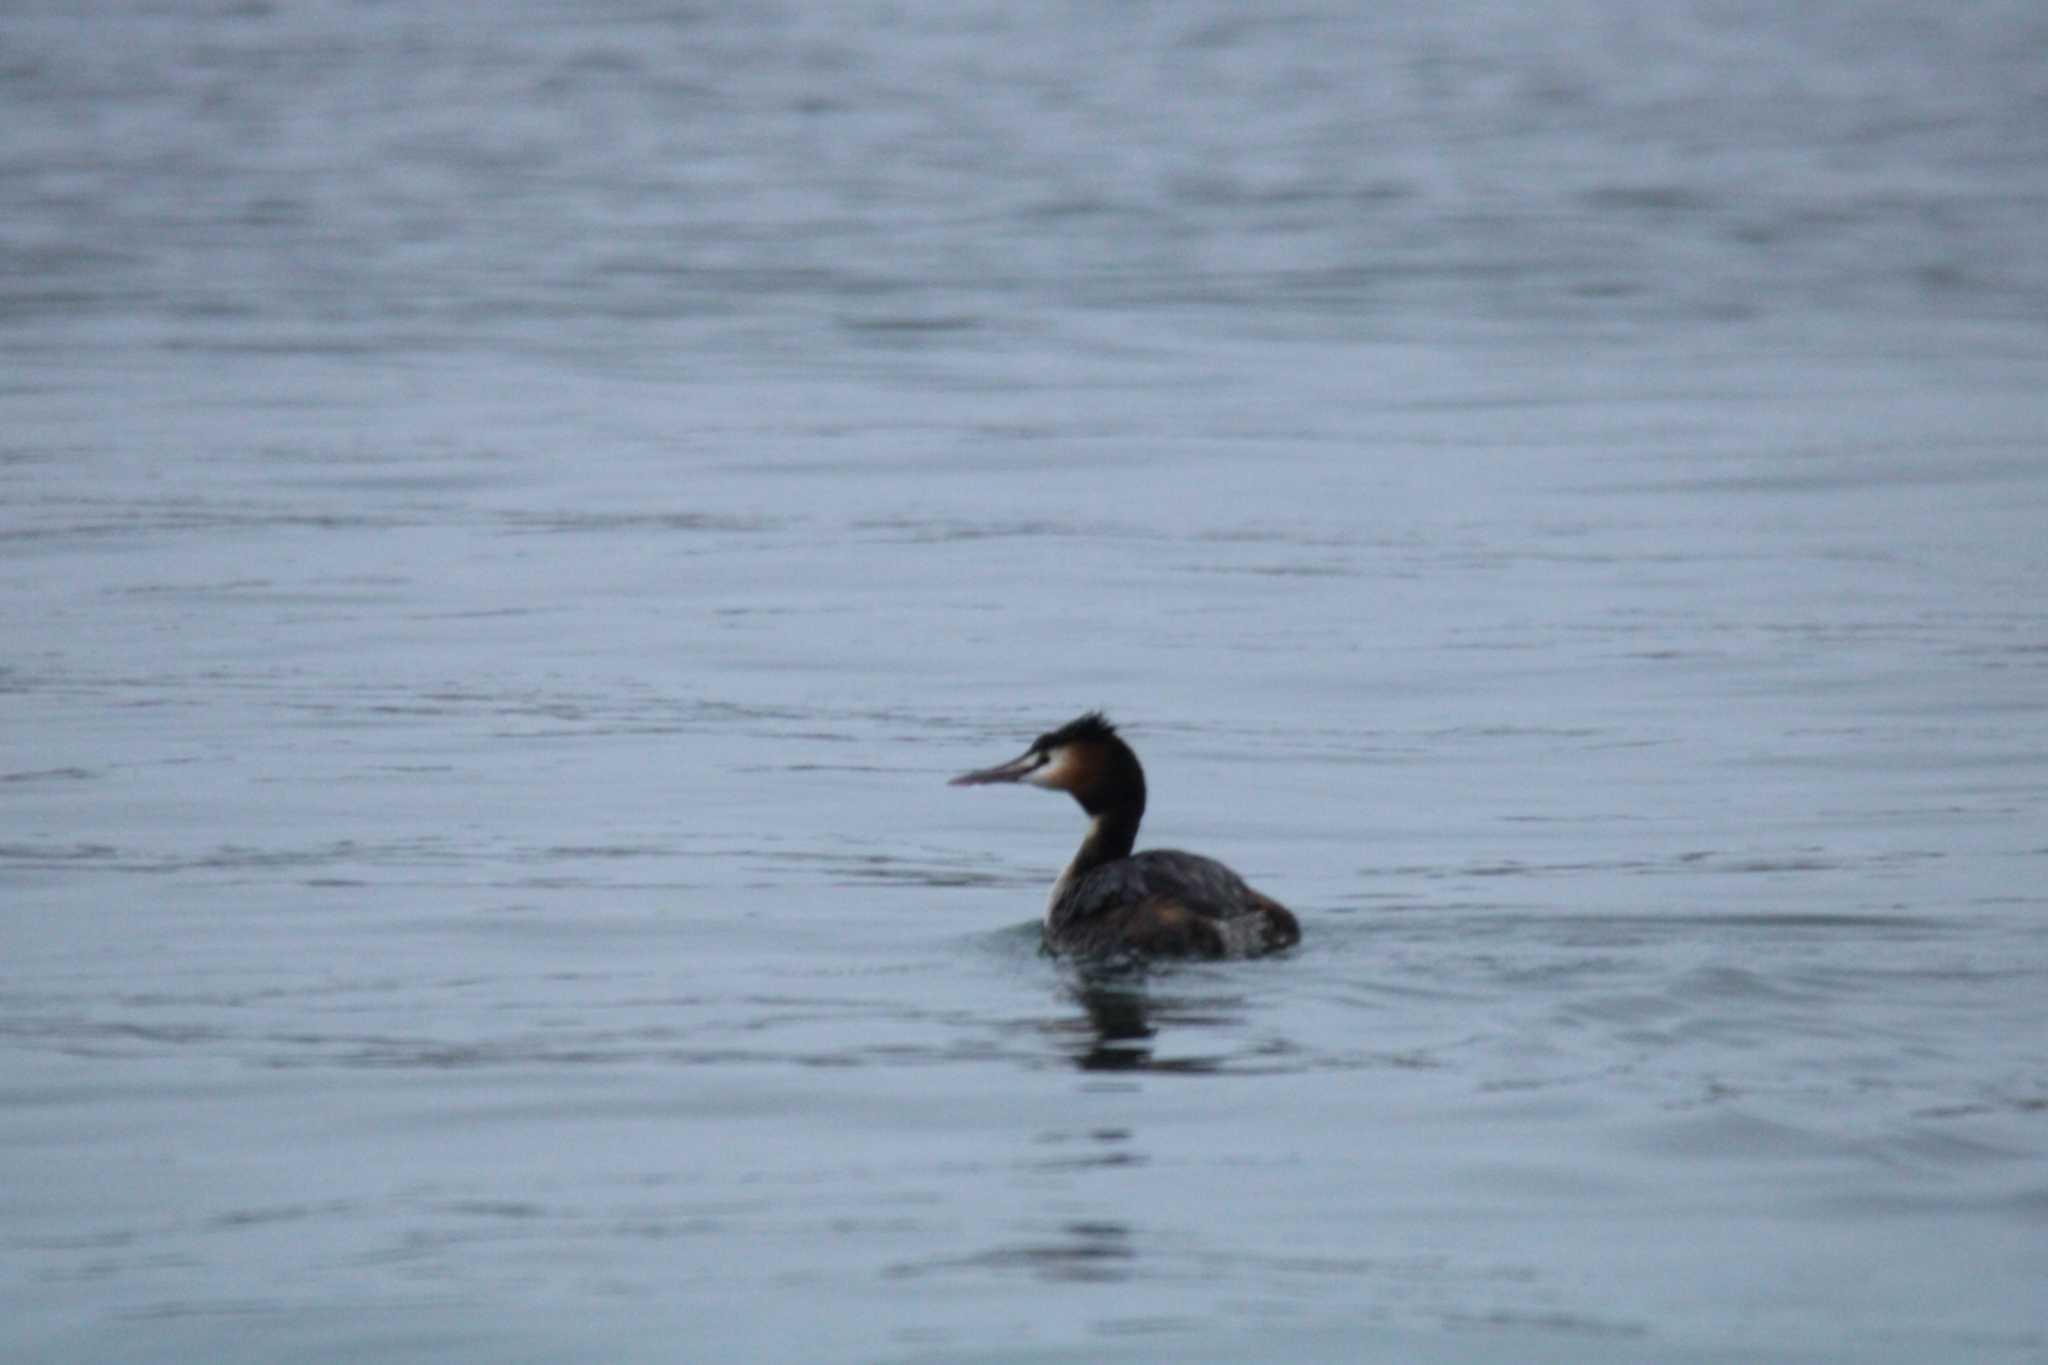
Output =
[{"x1": 950, "y1": 713, "x2": 1300, "y2": 959}]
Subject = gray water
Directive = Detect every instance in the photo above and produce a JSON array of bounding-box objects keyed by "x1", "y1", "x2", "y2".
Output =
[{"x1": 5, "y1": 2, "x2": 2047, "y2": 1361}]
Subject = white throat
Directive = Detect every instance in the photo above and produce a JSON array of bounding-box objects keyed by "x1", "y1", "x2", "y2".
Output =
[
  {"x1": 1046, "y1": 863, "x2": 1075, "y2": 927},
  {"x1": 1045, "y1": 812, "x2": 1106, "y2": 927}
]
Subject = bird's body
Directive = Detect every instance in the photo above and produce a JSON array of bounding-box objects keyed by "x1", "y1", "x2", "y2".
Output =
[{"x1": 951, "y1": 713, "x2": 1300, "y2": 960}]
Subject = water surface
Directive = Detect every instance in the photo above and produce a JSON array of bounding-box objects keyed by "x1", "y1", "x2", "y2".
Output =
[{"x1": 4, "y1": 2, "x2": 2047, "y2": 1360}]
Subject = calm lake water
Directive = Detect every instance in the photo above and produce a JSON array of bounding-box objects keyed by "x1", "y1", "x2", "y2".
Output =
[{"x1": 5, "y1": 2, "x2": 2047, "y2": 1361}]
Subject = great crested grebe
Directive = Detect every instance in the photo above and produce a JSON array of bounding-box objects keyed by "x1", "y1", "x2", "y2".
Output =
[{"x1": 950, "y1": 713, "x2": 1301, "y2": 959}]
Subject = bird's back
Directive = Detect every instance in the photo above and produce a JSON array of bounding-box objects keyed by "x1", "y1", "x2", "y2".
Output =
[{"x1": 1050, "y1": 850, "x2": 1300, "y2": 959}]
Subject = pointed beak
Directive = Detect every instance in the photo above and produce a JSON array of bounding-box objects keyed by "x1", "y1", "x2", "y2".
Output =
[{"x1": 949, "y1": 749, "x2": 1041, "y2": 786}]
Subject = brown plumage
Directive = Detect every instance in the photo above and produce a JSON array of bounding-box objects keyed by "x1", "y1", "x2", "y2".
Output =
[{"x1": 950, "y1": 713, "x2": 1301, "y2": 960}]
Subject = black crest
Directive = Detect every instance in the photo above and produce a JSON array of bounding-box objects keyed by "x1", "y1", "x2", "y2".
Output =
[{"x1": 1036, "y1": 711, "x2": 1118, "y2": 751}]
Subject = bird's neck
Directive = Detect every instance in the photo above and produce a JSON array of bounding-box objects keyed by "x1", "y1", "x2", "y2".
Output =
[{"x1": 1070, "y1": 803, "x2": 1142, "y2": 878}]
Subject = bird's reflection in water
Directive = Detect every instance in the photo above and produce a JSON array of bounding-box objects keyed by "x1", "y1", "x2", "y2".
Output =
[
  {"x1": 1071, "y1": 971, "x2": 1154, "y2": 1071},
  {"x1": 1061, "y1": 964, "x2": 1248, "y2": 1073}
]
